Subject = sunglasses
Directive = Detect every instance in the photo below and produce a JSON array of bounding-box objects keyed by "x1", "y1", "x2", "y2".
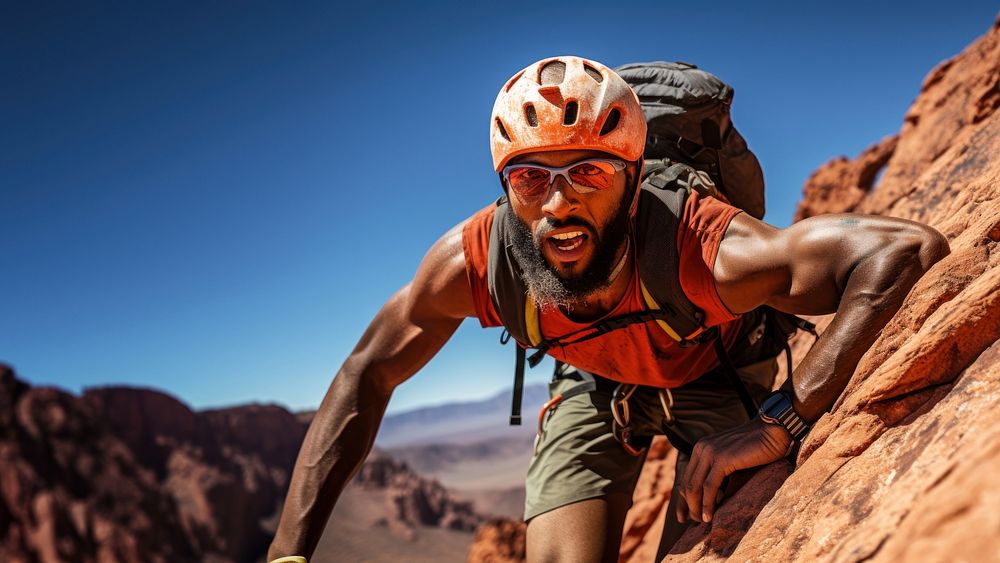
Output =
[{"x1": 502, "y1": 158, "x2": 627, "y2": 202}]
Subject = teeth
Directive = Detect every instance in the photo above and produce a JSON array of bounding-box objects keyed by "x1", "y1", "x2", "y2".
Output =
[
  {"x1": 552, "y1": 231, "x2": 584, "y2": 240},
  {"x1": 557, "y1": 238, "x2": 584, "y2": 251}
]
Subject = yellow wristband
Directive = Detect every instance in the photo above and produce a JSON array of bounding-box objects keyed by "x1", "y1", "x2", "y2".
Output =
[{"x1": 269, "y1": 557, "x2": 307, "y2": 563}]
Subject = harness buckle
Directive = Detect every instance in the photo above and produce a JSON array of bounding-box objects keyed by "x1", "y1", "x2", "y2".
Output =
[
  {"x1": 658, "y1": 388, "x2": 676, "y2": 425},
  {"x1": 610, "y1": 383, "x2": 646, "y2": 457}
]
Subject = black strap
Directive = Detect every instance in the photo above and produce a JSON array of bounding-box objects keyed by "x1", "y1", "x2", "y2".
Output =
[
  {"x1": 712, "y1": 335, "x2": 759, "y2": 419},
  {"x1": 662, "y1": 424, "x2": 694, "y2": 457},
  {"x1": 526, "y1": 308, "x2": 705, "y2": 368},
  {"x1": 510, "y1": 345, "x2": 526, "y2": 425},
  {"x1": 552, "y1": 364, "x2": 598, "y2": 402}
]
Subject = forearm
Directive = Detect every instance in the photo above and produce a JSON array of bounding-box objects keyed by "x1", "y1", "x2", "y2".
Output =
[
  {"x1": 267, "y1": 359, "x2": 391, "y2": 560},
  {"x1": 785, "y1": 233, "x2": 948, "y2": 422}
]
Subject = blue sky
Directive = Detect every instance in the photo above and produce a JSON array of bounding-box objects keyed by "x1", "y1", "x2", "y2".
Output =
[{"x1": 2, "y1": 2, "x2": 997, "y2": 414}]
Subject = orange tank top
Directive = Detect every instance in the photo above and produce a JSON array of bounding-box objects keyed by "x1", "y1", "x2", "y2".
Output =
[{"x1": 462, "y1": 191, "x2": 744, "y2": 388}]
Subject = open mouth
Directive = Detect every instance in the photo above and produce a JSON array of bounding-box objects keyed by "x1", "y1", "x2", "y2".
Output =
[{"x1": 545, "y1": 229, "x2": 590, "y2": 262}]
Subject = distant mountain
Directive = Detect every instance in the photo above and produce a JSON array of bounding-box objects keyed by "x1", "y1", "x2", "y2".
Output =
[
  {"x1": 377, "y1": 384, "x2": 548, "y2": 448},
  {"x1": 297, "y1": 383, "x2": 549, "y2": 448}
]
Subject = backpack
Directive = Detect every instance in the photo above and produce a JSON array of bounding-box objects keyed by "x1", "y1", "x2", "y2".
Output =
[{"x1": 616, "y1": 61, "x2": 766, "y2": 219}]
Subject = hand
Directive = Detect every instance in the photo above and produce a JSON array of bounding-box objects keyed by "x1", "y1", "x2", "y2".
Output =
[{"x1": 674, "y1": 417, "x2": 792, "y2": 524}]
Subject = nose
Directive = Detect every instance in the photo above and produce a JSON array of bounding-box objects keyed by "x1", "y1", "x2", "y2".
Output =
[{"x1": 541, "y1": 176, "x2": 578, "y2": 220}]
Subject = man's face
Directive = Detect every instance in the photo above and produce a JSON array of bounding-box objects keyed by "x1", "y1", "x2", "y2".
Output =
[{"x1": 504, "y1": 149, "x2": 634, "y2": 309}]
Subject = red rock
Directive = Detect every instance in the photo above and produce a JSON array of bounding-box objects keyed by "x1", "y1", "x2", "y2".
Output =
[
  {"x1": 357, "y1": 451, "x2": 486, "y2": 535},
  {"x1": 620, "y1": 438, "x2": 676, "y2": 563},
  {"x1": 793, "y1": 135, "x2": 898, "y2": 222},
  {"x1": 627, "y1": 13, "x2": 1000, "y2": 562},
  {"x1": 0, "y1": 365, "x2": 197, "y2": 562},
  {"x1": 466, "y1": 518, "x2": 527, "y2": 563}
]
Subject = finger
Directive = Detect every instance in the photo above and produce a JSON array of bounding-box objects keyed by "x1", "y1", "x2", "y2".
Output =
[
  {"x1": 681, "y1": 444, "x2": 712, "y2": 523},
  {"x1": 701, "y1": 465, "x2": 728, "y2": 523},
  {"x1": 674, "y1": 455, "x2": 694, "y2": 523},
  {"x1": 674, "y1": 488, "x2": 688, "y2": 524}
]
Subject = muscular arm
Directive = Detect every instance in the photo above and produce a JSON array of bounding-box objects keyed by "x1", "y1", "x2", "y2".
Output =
[
  {"x1": 266, "y1": 222, "x2": 476, "y2": 561},
  {"x1": 675, "y1": 211, "x2": 949, "y2": 525},
  {"x1": 714, "y1": 212, "x2": 950, "y2": 421}
]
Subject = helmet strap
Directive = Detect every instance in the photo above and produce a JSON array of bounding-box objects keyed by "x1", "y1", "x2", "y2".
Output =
[{"x1": 627, "y1": 157, "x2": 644, "y2": 218}]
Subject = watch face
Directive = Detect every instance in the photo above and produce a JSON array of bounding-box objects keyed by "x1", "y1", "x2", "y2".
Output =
[
  {"x1": 761, "y1": 391, "x2": 791, "y2": 415},
  {"x1": 759, "y1": 391, "x2": 810, "y2": 441}
]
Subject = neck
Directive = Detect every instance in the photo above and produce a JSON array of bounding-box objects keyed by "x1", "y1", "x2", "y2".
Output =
[{"x1": 560, "y1": 238, "x2": 633, "y2": 322}]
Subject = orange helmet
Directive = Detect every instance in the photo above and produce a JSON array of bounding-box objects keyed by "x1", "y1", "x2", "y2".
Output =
[{"x1": 490, "y1": 56, "x2": 646, "y2": 172}]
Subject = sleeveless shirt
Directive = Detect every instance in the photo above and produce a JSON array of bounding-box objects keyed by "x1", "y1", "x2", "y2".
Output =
[{"x1": 462, "y1": 191, "x2": 744, "y2": 388}]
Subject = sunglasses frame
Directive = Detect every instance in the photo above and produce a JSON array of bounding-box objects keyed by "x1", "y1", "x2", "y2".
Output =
[{"x1": 501, "y1": 158, "x2": 627, "y2": 200}]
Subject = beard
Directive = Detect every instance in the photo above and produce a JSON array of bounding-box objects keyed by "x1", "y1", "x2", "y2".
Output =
[{"x1": 507, "y1": 196, "x2": 631, "y2": 312}]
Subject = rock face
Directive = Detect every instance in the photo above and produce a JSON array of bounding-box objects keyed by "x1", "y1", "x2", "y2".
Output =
[
  {"x1": 466, "y1": 518, "x2": 527, "y2": 563},
  {"x1": 353, "y1": 451, "x2": 486, "y2": 539},
  {"x1": 0, "y1": 366, "x2": 489, "y2": 562},
  {"x1": 620, "y1": 438, "x2": 677, "y2": 563},
  {"x1": 82, "y1": 386, "x2": 307, "y2": 561},
  {"x1": 0, "y1": 366, "x2": 197, "y2": 562},
  {"x1": 662, "y1": 13, "x2": 1000, "y2": 562},
  {"x1": 792, "y1": 135, "x2": 898, "y2": 221}
]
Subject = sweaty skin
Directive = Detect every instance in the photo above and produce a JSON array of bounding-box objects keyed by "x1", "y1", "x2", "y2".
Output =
[{"x1": 266, "y1": 149, "x2": 949, "y2": 562}]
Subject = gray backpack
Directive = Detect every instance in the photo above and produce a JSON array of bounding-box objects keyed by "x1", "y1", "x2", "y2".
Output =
[{"x1": 616, "y1": 61, "x2": 766, "y2": 219}]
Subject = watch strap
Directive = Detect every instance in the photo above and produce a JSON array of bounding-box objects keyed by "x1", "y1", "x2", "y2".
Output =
[{"x1": 759, "y1": 391, "x2": 810, "y2": 441}]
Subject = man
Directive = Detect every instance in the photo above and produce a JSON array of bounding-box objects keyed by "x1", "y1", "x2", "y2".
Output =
[{"x1": 267, "y1": 56, "x2": 948, "y2": 563}]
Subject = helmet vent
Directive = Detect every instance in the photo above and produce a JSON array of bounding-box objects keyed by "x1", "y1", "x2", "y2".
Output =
[
  {"x1": 583, "y1": 64, "x2": 603, "y2": 83},
  {"x1": 599, "y1": 108, "x2": 621, "y2": 136},
  {"x1": 525, "y1": 104, "x2": 538, "y2": 127},
  {"x1": 563, "y1": 101, "x2": 578, "y2": 125},
  {"x1": 495, "y1": 118, "x2": 511, "y2": 141},
  {"x1": 539, "y1": 60, "x2": 566, "y2": 85}
]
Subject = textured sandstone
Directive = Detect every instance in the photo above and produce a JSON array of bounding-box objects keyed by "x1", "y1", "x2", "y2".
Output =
[
  {"x1": 466, "y1": 518, "x2": 527, "y2": 563},
  {"x1": 793, "y1": 135, "x2": 898, "y2": 222},
  {"x1": 658, "y1": 14, "x2": 1000, "y2": 562}
]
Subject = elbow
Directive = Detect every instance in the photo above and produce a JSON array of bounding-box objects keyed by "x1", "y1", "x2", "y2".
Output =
[
  {"x1": 340, "y1": 353, "x2": 396, "y2": 402},
  {"x1": 915, "y1": 225, "x2": 950, "y2": 271},
  {"x1": 885, "y1": 223, "x2": 949, "y2": 275}
]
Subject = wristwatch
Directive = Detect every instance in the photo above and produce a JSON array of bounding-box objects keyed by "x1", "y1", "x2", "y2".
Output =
[{"x1": 758, "y1": 391, "x2": 810, "y2": 442}]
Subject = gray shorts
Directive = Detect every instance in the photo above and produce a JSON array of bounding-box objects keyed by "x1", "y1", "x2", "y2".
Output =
[{"x1": 524, "y1": 356, "x2": 777, "y2": 521}]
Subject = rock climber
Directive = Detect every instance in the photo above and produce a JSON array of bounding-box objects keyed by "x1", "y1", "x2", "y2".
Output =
[{"x1": 266, "y1": 56, "x2": 948, "y2": 563}]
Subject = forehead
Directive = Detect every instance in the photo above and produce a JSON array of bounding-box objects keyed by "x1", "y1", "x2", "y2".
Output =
[{"x1": 509, "y1": 149, "x2": 618, "y2": 167}]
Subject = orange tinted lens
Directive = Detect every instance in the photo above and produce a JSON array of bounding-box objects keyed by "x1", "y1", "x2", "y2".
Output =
[
  {"x1": 507, "y1": 167, "x2": 551, "y2": 197},
  {"x1": 568, "y1": 162, "x2": 617, "y2": 190}
]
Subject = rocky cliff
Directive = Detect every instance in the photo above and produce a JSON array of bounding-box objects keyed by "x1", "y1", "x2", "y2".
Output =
[
  {"x1": 634, "y1": 13, "x2": 1000, "y2": 562},
  {"x1": 0, "y1": 365, "x2": 489, "y2": 562},
  {"x1": 468, "y1": 13, "x2": 1000, "y2": 563}
]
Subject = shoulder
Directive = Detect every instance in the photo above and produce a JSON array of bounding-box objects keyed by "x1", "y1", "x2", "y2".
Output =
[
  {"x1": 674, "y1": 192, "x2": 745, "y2": 326},
  {"x1": 459, "y1": 203, "x2": 504, "y2": 327},
  {"x1": 678, "y1": 190, "x2": 744, "y2": 238},
  {"x1": 409, "y1": 212, "x2": 486, "y2": 322}
]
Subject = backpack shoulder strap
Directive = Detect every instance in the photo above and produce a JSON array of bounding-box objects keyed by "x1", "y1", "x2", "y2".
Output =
[
  {"x1": 635, "y1": 160, "x2": 712, "y2": 343},
  {"x1": 487, "y1": 196, "x2": 541, "y2": 347}
]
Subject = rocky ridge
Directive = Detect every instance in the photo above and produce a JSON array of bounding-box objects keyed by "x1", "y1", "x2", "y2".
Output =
[{"x1": 0, "y1": 365, "x2": 489, "y2": 562}]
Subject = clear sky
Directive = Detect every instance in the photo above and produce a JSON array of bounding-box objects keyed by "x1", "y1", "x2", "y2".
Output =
[{"x1": 2, "y1": 2, "x2": 997, "y2": 415}]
